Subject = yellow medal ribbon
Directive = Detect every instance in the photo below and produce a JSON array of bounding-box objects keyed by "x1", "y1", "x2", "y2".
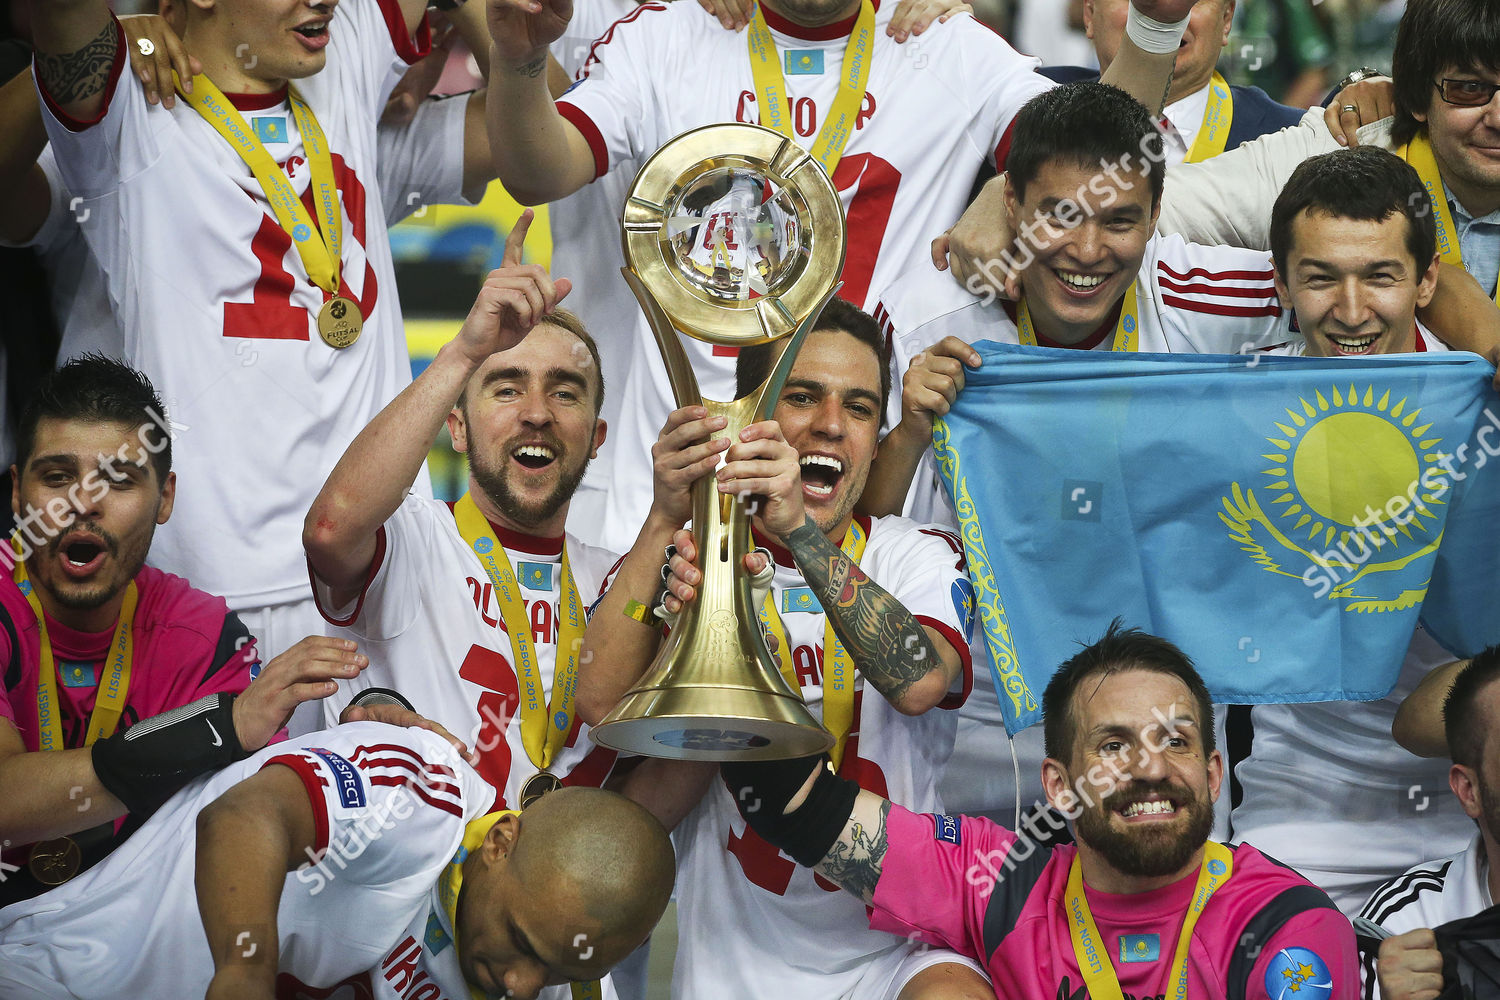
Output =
[
  {"x1": 178, "y1": 74, "x2": 344, "y2": 296},
  {"x1": 746, "y1": 0, "x2": 876, "y2": 177},
  {"x1": 1401, "y1": 134, "x2": 1499, "y2": 306},
  {"x1": 453, "y1": 494, "x2": 584, "y2": 775},
  {"x1": 1183, "y1": 72, "x2": 1233, "y2": 164},
  {"x1": 757, "y1": 520, "x2": 867, "y2": 770},
  {"x1": 12, "y1": 543, "x2": 138, "y2": 751},
  {"x1": 1017, "y1": 284, "x2": 1140, "y2": 352},
  {"x1": 436, "y1": 812, "x2": 602, "y2": 1000},
  {"x1": 1065, "y1": 840, "x2": 1234, "y2": 1000}
]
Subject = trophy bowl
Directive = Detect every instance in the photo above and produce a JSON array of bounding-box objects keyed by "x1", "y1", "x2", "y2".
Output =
[{"x1": 591, "y1": 123, "x2": 847, "y2": 761}]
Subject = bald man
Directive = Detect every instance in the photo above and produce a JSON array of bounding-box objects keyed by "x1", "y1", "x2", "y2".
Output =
[{"x1": 0, "y1": 722, "x2": 675, "y2": 1000}]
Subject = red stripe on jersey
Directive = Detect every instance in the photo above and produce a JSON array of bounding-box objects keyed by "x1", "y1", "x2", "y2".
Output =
[
  {"x1": 557, "y1": 102, "x2": 609, "y2": 181},
  {"x1": 1157, "y1": 261, "x2": 1276, "y2": 284},
  {"x1": 1161, "y1": 295, "x2": 1283, "y2": 318},
  {"x1": 351, "y1": 757, "x2": 463, "y2": 798},
  {"x1": 309, "y1": 526, "x2": 387, "y2": 627},
  {"x1": 351, "y1": 744, "x2": 460, "y2": 783},
  {"x1": 1414, "y1": 325, "x2": 1431, "y2": 352},
  {"x1": 562, "y1": 745, "x2": 621, "y2": 790},
  {"x1": 917, "y1": 527, "x2": 966, "y2": 571},
  {"x1": 375, "y1": 0, "x2": 433, "y2": 65},
  {"x1": 263, "y1": 754, "x2": 332, "y2": 855},
  {"x1": 370, "y1": 775, "x2": 465, "y2": 817},
  {"x1": 37, "y1": 16, "x2": 128, "y2": 131},
  {"x1": 577, "y1": 2, "x2": 669, "y2": 80},
  {"x1": 1156, "y1": 276, "x2": 1280, "y2": 300},
  {"x1": 917, "y1": 615, "x2": 972, "y2": 710},
  {"x1": 994, "y1": 117, "x2": 1018, "y2": 173}
]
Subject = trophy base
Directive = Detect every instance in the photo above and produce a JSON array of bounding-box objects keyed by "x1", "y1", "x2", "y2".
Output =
[{"x1": 592, "y1": 685, "x2": 834, "y2": 761}]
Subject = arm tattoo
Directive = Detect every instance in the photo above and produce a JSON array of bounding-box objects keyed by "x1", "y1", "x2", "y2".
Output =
[
  {"x1": 818, "y1": 798, "x2": 890, "y2": 904},
  {"x1": 513, "y1": 56, "x2": 546, "y2": 78},
  {"x1": 35, "y1": 20, "x2": 118, "y2": 105},
  {"x1": 782, "y1": 518, "x2": 943, "y2": 708}
]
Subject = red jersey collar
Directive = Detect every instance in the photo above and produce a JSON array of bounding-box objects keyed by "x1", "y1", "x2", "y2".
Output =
[
  {"x1": 223, "y1": 86, "x2": 290, "y2": 112},
  {"x1": 752, "y1": 514, "x2": 872, "y2": 568},
  {"x1": 1003, "y1": 298, "x2": 1125, "y2": 352},
  {"x1": 757, "y1": 0, "x2": 881, "y2": 42},
  {"x1": 445, "y1": 500, "x2": 564, "y2": 556}
]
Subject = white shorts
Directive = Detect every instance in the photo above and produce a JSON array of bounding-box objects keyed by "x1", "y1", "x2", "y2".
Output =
[{"x1": 234, "y1": 595, "x2": 331, "y2": 738}]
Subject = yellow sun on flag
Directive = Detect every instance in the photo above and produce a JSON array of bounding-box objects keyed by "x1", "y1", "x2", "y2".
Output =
[{"x1": 1258, "y1": 384, "x2": 1447, "y2": 553}]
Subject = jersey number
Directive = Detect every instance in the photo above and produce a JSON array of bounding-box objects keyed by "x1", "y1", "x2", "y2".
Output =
[
  {"x1": 458, "y1": 643, "x2": 520, "y2": 809},
  {"x1": 831, "y1": 153, "x2": 900, "y2": 308}
]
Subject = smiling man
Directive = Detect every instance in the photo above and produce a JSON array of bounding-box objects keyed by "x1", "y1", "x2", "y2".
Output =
[
  {"x1": 719, "y1": 623, "x2": 1360, "y2": 1000},
  {"x1": 579, "y1": 298, "x2": 983, "y2": 1000},
  {"x1": 0, "y1": 721, "x2": 674, "y2": 1000},
  {"x1": 0, "y1": 355, "x2": 366, "y2": 908}
]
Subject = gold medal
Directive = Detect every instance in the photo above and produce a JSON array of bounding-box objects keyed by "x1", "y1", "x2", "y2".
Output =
[
  {"x1": 28, "y1": 837, "x2": 81, "y2": 886},
  {"x1": 317, "y1": 296, "x2": 363, "y2": 349},
  {"x1": 519, "y1": 771, "x2": 563, "y2": 809}
]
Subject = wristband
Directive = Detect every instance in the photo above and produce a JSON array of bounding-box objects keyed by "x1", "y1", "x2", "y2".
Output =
[
  {"x1": 721, "y1": 754, "x2": 859, "y2": 867},
  {"x1": 348, "y1": 687, "x2": 416, "y2": 713},
  {"x1": 1125, "y1": 3, "x2": 1190, "y2": 55},
  {"x1": 92, "y1": 693, "x2": 248, "y2": 817},
  {"x1": 1336, "y1": 67, "x2": 1384, "y2": 93}
]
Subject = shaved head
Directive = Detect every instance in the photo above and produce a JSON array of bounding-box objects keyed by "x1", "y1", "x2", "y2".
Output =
[{"x1": 511, "y1": 788, "x2": 675, "y2": 938}]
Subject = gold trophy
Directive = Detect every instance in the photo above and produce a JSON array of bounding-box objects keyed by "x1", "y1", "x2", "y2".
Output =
[{"x1": 591, "y1": 123, "x2": 846, "y2": 761}]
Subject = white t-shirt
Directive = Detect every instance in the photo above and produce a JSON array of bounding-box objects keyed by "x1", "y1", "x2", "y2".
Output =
[
  {"x1": 313, "y1": 495, "x2": 625, "y2": 811},
  {"x1": 670, "y1": 514, "x2": 977, "y2": 1000},
  {"x1": 11, "y1": 95, "x2": 476, "y2": 367},
  {"x1": 0, "y1": 723, "x2": 491, "y2": 998},
  {"x1": 1358, "y1": 833, "x2": 1493, "y2": 1000},
  {"x1": 875, "y1": 231, "x2": 1296, "y2": 525},
  {"x1": 552, "y1": 0, "x2": 1052, "y2": 551},
  {"x1": 35, "y1": 1, "x2": 429, "y2": 609}
]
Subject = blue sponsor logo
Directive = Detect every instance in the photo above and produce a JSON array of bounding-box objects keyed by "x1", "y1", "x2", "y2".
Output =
[
  {"x1": 473, "y1": 537, "x2": 493, "y2": 554},
  {"x1": 781, "y1": 587, "x2": 822, "y2": 614},
  {"x1": 1264, "y1": 947, "x2": 1333, "y2": 1000},
  {"x1": 292, "y1": 223, "x2": 312, "y2": 242},
  {"x1": 1208, "y1": 858, "x2": 1227, "y2": 876},
  {"x1": 520, "y1": 561, "x2": 554, "y2": 591},
  {"x1": 1120, "y1": 934, "x2": 1160, "y2": 963},
  {"x1": 309, "y1": 748, "x2": 367, "y2": 809},
  {"x1": 950, "y1": 579, "x2": 975, "y2": 643},
  {"x1": 252, "y1": 115, "x2": 288, "y2": 144},
  {"x1": 785, "y1": 49, "x2": 824, "y2": 74},
  {"x1": 59, "y1": 661, "x2": 98, "y2": 688},
  {"x1": 18, "y1": 580, "x2": 31, "y2": 596},
  {"x1": 554, "y1": 711, "x2": 569, "y2": 731},
  {"x1": 934, "y1": 815, "x2": 961, "y2": 845},
  {"x1": 1123, "y1": 315, "x2": 1137, "y2": 334},
  {"x1": 248, "y1": 658, "x2": 263, "y2": 681}
]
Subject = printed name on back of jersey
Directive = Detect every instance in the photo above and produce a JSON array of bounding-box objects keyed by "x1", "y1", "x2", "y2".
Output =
[
  {"x1": 735, "y1": 91, "x2": 878, "y2": 138},
  {"x1": 466, "y1": 576, "x2": 559, "y2": 644},
  {"x1": 309, "y1": 748, "x2": 367, "y2": 808}
]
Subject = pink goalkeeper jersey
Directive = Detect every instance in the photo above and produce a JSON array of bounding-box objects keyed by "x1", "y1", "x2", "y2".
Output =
[{"x1": 870, "y1": 805, "x2": 1359, "y2": 1000}]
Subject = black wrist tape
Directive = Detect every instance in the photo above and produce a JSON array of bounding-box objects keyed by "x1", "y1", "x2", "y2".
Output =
[
  {"x1": 721, "y1": 754, "x2": 860, "y2": 868},
  {"x1": 92, "y1": 693, "x2": 248, "y2": 817}
]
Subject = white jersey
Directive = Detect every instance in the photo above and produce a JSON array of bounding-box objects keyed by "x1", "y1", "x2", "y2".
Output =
[
  {"x1": 10, "y1": 95, "x2": 476, "y2": 367},
  {"x1": 35, "y1": 1, "x2": 430, "y2": 609},
  {"x1": 0, "y1": 723, "x2": 493, "y2": 999},
  {"x1": 1232, "y1": 622, "x2": 1474, "y2": 915},
  {"x1": 314, "y1": 495, "x2": 625, "y2": 810},
  {"x1": 671, "y1": 514, "x2": 977, "y2": 1000},
  {"x1": 1357, "y1": 833, "x2": 1493, "y2": 1000},
  {"x1": 875, "y1": 231, "x2": 1295, "y2": 525},
  {"x1": 553, "y1": 0, "x2": 1052, "y2": 550}
]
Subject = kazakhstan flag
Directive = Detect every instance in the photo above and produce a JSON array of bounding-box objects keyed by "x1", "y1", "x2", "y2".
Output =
[{"x1": 934, "y1": 343, "x2": 1500, "y2": 735}]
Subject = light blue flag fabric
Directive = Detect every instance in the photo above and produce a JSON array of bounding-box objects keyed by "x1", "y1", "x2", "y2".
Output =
[{"x1": 933, "y1": 343, "x2": 1500, "y2": 735}]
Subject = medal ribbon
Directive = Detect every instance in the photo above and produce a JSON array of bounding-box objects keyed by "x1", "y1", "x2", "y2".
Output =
[
  {"x1": 1065, "y1": 840, "x2": 1234, "y2": 1000},
  {"x1": 177, "y1": 74, "x2": 344, "y2": 296},
  {"x1": 12, "y1": 542, "x2": 138, "y2": 751},
  {"x1": 437, "y1": 812, "x2": 602, "y2": 1000},
  {"x1": 453, "y1": 494, "x2": 584, "y2": 774},
  {"x1": 746, "y1": 0, "x2": 876, "y2": 177},
  {"x1": 757, "y1": 520, "x2": 867, "y2": 770},
  {"x1": 1184, "y1": 72, "x2": 1233, "y2": 164},
  {"x1": 1017, "y1": 284, "x2": 1140, "y2": 352},
  {"x1": 1401, "y1": 134, "x2": 1499, "y2": 306}
]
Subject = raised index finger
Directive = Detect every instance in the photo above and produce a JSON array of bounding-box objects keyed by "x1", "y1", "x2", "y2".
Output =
[{"x1": 502, "y1": 208, "x2": 535, "y2": 267}]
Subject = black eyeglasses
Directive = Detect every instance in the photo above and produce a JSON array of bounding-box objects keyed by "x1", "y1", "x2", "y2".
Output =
[{"x1": 1435, "y1": 77, "x2": 1500, "y2": 107}]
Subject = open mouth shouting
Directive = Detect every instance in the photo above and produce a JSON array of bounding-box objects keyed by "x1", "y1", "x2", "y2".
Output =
[
  {"x1": 1322, "y1": 331, "x2": 1383, "y2": 356},
  {"x1": 799, "y1": 454, "x2": 844, "y2": 501},
  {"x1": 511, "y1": 443, "x2": 558, "y2": 472},
  {"x1": 56, "y1": 532, "x2": 110, "y2": 580},
  {"x1": 292, "y1": 18, "x2": 332, "y2": 50}
]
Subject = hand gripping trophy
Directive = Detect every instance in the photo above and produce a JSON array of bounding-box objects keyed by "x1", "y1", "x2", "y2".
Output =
[{"x1": 591, "y1": 123, "x2": 847, "y2": 761}]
